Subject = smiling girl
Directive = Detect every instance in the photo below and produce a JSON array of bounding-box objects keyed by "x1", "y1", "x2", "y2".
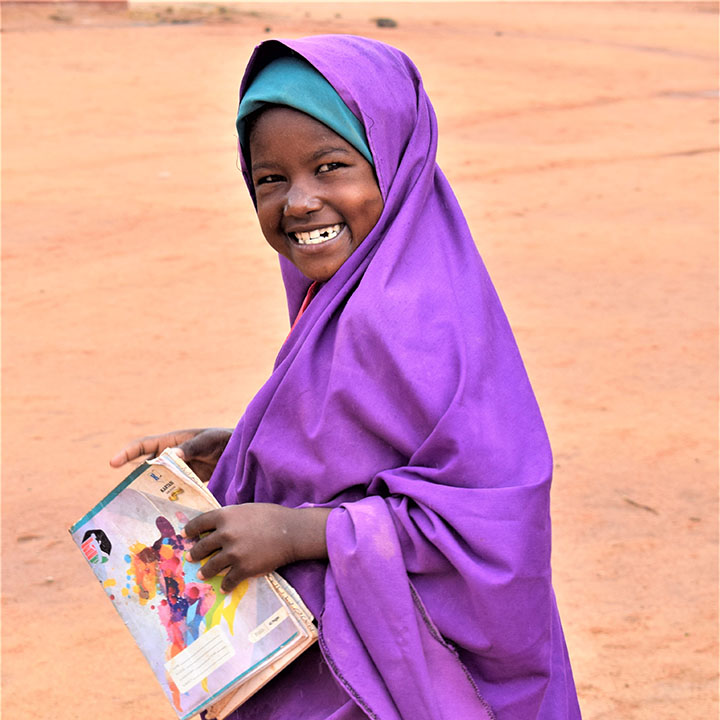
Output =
[
  {"x1": 249, "y1": 105, "x2": 383, "y2": 282},
  {"x1": 111, "y1": 36, "x2": 581, "y2": 720}
]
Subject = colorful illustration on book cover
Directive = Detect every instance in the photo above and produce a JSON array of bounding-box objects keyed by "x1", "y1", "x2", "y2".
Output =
[
  {"x1": 81, "y1": 529, "x2": 112, "y2": 564},
  {"x1": 123, "y1": 513, "x2": 247, "y2": 709},
  {"x1": 71, "y1": 467, "x2": 300, "y2": 720}
]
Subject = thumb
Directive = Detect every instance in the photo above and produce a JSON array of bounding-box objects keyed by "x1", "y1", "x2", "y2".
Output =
[{"x1": 177, "y1": 434, "x2": 208, "y2": 460}]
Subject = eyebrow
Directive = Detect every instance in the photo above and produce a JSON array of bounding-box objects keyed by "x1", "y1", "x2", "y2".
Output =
[
  {"x1": 309, "y1": 146, "x2": 352, "y2": 161},
  {"x1": 251, "y1": 146, "x2": 352, "y2": 174},
  {"x1": 251, "y1": 160, "x2": 280, "y2": 173}
]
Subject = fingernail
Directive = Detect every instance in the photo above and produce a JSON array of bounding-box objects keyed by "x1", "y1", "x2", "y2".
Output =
[
  {"x1": 184, "y1": 551, "x2": 194, "y2": 562},
  {"x1": 197, "y1": 570, "x2": 204, "y2": 579}
]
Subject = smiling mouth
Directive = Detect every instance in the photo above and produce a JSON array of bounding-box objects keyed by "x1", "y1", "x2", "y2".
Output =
[{"x1": 289, "y1": 224, "x2": 345, "y2": 245}]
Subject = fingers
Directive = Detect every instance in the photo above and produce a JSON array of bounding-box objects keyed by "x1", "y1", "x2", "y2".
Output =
[
  {"x1": 183, "y1": 507, "x2": 252, "y2": 591},
  {"x1": 186, "y1": 530, "x2": 222, "y2": 564},
  {"x1": 195, "y1": 550, "x2": 231, "y2": 583},
  {"x1": 178, "y1": 429, "x2": 233, "y2": 483},
  {"x1": 184, "y1": 530, "x2": 246, "y2": 592},
  {"x1": 184, "y1": 531, "x2": 225, "y2": 577},
  {"x1": 181, "y1": 504, "x2": 292, "y2": 593},
  {"x1": 183, "y1": 509, "x2": 221, "y2": 540},
  {"x1": 218, "y1": 565, "x2": 249, "y2": 594},
  {"x1": 182, "y1": 511, "x2": 225, "y2": 580},
  {"x1": 178, "y1": 433, "x2": 206, "y2": 460},
  {"x1": 180, "y1": 428, "x2": 233, "y2": 462},
  {"x1": 109, "y1": 429, "x2": 204, "y2": 469},
  {"x1": 190, "y1": 545, "x2": 254, "y2": 593},
  {"x1": 109, "y1": 437, "x2": 161, "y2": 468}
]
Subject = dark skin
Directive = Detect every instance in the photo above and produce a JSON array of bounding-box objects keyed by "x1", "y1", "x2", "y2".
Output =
[
  {"x1": 182, "y1": 503, "x2": 331, "y2": 592},
  {"x1": 110, "y1": 109, "x2": 383, "y2": 593},
  {"x1": 109, "y1": 427, "x2": 232, "y2": 483},
  {"x1": 110, "y1": 427, "x2": 332, "y2": 593}
]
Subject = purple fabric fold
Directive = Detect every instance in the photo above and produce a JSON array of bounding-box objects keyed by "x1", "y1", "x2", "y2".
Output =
[{"x1": 209, "y1": 35, "x2": 581, "y2": 720}]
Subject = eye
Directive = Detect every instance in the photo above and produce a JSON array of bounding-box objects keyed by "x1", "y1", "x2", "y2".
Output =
[
  {"x1": 317, "y1": 162, "x2": 347, "y2": 174},
  {"x1": 254, "y1": 173, "x2": 284, "y2": 187}
]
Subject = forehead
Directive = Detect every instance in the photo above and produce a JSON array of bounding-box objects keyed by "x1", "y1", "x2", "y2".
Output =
[{"x1": 248, "y1": 106, "x2": 354, "y2": 164}]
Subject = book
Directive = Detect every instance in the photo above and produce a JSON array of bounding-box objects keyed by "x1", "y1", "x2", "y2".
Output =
[{"x1": 69, "y1": 449, "x2": 317, "y2": 720}]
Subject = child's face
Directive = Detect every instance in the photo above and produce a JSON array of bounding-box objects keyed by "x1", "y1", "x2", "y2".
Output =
[{"x1": 248, "y1": 107, "x2": 383, "y2": 282}]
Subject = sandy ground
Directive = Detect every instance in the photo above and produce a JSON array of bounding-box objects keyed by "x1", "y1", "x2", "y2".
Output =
[{"x1": 2, "y1": 2, "x2": 718, "y2": 718}]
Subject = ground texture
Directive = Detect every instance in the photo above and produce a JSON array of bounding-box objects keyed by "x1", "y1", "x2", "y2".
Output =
[{"x1": 2, "y1": 2, "x2": 718, "y2": 718}]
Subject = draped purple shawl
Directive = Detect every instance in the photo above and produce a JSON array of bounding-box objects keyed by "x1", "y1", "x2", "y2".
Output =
[{"x1": 209, "y1": 35, "x2": 581, "y2": 720}]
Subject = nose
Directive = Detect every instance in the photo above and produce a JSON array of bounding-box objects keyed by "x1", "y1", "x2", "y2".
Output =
[{"x1": 284, "y1": 180, "x2": 322, "y2": 217}]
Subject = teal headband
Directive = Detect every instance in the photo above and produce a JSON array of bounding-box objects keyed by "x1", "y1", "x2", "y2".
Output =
[{"x1": 236, "y1": 55, "x2": 374, "y2": 166}]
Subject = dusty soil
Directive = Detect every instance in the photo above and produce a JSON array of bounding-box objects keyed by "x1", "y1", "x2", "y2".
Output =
[{"x1": 2, "y1": 2, "x2": 717, "y2": 718}]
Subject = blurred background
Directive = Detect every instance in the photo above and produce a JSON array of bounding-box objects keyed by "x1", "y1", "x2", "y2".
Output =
[{"x1": 2, "y1": 2, "x2": 718, "y2": 718}]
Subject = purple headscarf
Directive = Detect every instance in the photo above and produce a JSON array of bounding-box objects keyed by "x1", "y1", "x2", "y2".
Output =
[{"x1": 209, "y1": 35, "x2": 581, "y2": 720}]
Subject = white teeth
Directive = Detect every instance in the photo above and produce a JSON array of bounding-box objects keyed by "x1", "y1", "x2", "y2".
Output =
[{"x1": 292, "y1": 224, "x2": 343, "y2": 245}]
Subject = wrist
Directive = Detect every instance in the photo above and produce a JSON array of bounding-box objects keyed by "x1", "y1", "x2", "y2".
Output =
[{"x1": 284, "y1": 506, "x2": 331, "y2": 564}]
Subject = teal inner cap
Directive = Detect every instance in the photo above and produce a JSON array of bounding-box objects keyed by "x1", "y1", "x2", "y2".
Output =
[{"x1": 236, "y1": 55, "x2": 374, "y2": 166}]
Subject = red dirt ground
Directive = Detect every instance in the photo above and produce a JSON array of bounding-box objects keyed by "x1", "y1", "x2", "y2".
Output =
[{"x1": 2, "y1": 2, "x2": 718, "y2": 718}]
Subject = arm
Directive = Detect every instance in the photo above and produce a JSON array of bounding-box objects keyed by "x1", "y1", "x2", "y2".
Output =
[{"x1": 183, "y1": 504, "x2": 331, "y2": 592}]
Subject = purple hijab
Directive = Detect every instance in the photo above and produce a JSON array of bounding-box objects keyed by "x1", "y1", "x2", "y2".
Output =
[{"x1": 209, "y1": 35, "x2": 581, "y2": 720}]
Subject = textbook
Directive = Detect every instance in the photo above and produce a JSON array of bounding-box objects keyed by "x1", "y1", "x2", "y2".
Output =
[{"x1": 69, "y1": 449, "x2": 317, "y2": 720}]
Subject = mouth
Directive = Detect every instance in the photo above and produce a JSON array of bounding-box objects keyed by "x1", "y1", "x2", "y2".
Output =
[{"x1": 288, "y1": 223, "x2": 345, "y2": 246}]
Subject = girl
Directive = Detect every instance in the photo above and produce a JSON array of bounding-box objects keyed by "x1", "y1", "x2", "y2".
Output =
[{"x1": 112, "y1": 35, "x2": 581, "y2": 720}]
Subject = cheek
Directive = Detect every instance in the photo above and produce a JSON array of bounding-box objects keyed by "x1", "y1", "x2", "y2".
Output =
[
  {"x1": 256, "y1": 195, "x2": 278, "y2": 231},
  {"x1": 256, "y1": 202, "x2": 287, "y2": 251},
  {"x1": 357, "y1": 191, "x2": 384, "y2": 238},
  {"x1": 344, "y1": 177, "x2": 383, "y2": 239}
]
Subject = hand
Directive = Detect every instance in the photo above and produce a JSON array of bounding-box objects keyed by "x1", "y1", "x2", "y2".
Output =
[
  {"x1": 109, "y1": 428, "x2": 232, "y2": 483},
  {"x1": 183, "y1": 504, "x2": 331, "y2": 592}
]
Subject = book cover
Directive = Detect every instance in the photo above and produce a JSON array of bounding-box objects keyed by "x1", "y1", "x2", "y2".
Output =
[{"x1": 70, "y1": 451, "x2": 316, "y2": 720}]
